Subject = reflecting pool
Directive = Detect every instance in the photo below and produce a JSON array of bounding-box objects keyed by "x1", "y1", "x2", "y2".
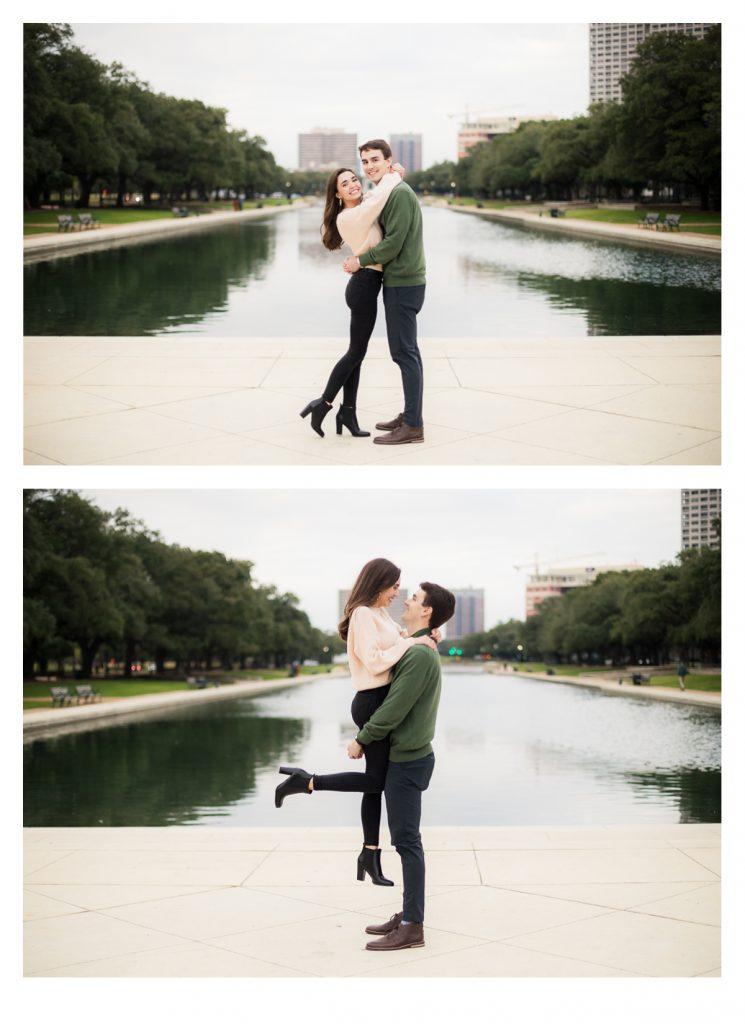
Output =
[
  {"x1": 23, "y1": 206, "x2": 721, "y2": 337},
  {"x1": 23, "y1": 670, "x2": 721, "y2": 827}
]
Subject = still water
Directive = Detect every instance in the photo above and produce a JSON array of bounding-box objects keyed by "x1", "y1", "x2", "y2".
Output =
[
  {"x1": 23, "y1": 670, "x2": 721, "y2": 827},
  {"x1": 24, "y1": 205, "x2": 721, "y2": 336}
]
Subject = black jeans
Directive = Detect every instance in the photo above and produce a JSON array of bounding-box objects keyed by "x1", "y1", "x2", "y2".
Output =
[
  {"x1": 382, "y1": 284, "x2": 426, "y2": 428},
  {"x1": 322, "y1": 269, "x2": 382, "y2": 408},
  {"x1": 384, "y1": 752, "x2": 435, "y2": 923},
  {"x1": 311, "y1": 684, "x2": 391, "y2": 846}
]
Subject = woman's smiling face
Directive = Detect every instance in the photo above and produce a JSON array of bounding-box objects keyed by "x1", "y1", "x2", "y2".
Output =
[{"x1": 336, "y1": 170, "x2": 363, "y2": 207}]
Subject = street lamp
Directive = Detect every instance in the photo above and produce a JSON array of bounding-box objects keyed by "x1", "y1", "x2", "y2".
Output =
[
  {"x1": 285, "y1": 181, "x2": 292, "y2": 201},
  {"x1": 517, "y1": 643, "x2": 524, "y2": 663}
]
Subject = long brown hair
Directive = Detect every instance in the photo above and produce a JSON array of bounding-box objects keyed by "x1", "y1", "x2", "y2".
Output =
[
  {"x1": 338, "y1": 557, "x2": 401, "y2": 641},
  {"x1": 321, "y1": 167, "x2": 355, "y2": 251}
]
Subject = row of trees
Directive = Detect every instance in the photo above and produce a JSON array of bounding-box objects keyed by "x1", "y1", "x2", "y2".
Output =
[
  {"x1": 457, "y1": 543, "x2": 721, "y2": 667},
  {"x1": 24, "y1": 490, "x2": 343, "y2": 680},
  {"x1": 408, "y1": 27, "x2": 720, "y2": 209},
  {"x1": 24, "y1": 23, "x2": 307, "y2": 208}
]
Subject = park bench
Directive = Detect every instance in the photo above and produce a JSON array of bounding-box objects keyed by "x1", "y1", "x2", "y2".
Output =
[
  {"x1": 50, "y1": 686, "x2": 73, "y2": 706},
  {"x1": 74, "y1": 684, "x2": 101, "y2": 703},
  {"x1": 637, "y1": 212, "x2": 660, "y2": 229},
  {"x1": 187, "y1": 675, "x2": 219, "y2": 689},
  {"x1": 171, "y1": 206, "x2": 189, "y2": 217},
  {"x1": 77, "y1": 213, "x2": 100, "y2": 229},
  {"x1": 631, "y1": 673, "x2": 651, "y2": 685},
  {"x1": 57, "y1": 215, "x2": 75, "y2": 231},
  {"x1": 660, "y1": 214, "x2": 682, "y2": 231},
  {"x1": 549, "y1": 208, "x2": 566, "y2": 218}
]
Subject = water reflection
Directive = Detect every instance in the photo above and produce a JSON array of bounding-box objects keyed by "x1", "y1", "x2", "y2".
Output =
[
  {"x1": 23, "y1": 702, "x2": 307, "y2": 826},
  {"x1": 24, "y1": 206, "x2": 720, "y2": 337},
  {"x1": 23, "y1": 672, "x2": 720, "y2": 827}
]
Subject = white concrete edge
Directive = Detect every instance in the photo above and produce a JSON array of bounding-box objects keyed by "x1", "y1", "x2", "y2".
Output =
[
  {"x1": 23, "y1": 200, "x2": 307, "y2": 261},
  {"x1": 435, "y1": 201, "x2": 721, "y2": 255},
  {"x1": 23, "y1": 670, "x2": 348, "y2": 738},
  {"x1": 486, "y1": 667, "x2": 720, "y2": 707}
]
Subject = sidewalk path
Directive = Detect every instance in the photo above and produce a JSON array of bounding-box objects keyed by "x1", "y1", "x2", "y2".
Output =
[
  {"x1": 438, "y1": 202, "x2": 721, "y2": 255},
  {"x1": 23, "y1": 203, "x2": 301, "y2": 262},
  {"x1": 488, "y1": 669, "x2": 721, "y2": 708},
  {"x1": 23, "y1": 825, "x2": 720, "y2": 977},
  {"x1": 22, "y1": 674, "x2": 327, "y2": 740},
  {"x1": 24, "y1": 334, "x2": 720, "y2": 465}
]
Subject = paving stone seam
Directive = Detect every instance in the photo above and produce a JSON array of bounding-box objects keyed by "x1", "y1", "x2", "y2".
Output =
[{"x1": 672, "y1": 848, "x2": 721, "y2": 877}]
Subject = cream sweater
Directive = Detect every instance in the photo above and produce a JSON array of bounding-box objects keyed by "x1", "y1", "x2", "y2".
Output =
[
  {"x1": 336, "y1": 172, "x2": 402, "y2": 271},
  {"x1": 347, "y1": 604, "x2": 415, "y2": 691}
]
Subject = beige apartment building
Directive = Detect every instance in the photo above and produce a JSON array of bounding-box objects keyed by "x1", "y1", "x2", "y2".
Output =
[
  {"x1": 298, "y1": 128, "x2": 358, "y2": 171},
  {"x1": 525, "y1": 563, "x2": 641, "y2": 618}
]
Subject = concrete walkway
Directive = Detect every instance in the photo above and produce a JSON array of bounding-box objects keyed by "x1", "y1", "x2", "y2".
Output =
[
  {"x1": 22, "y1": 675, "x2": 316, "y2": 740},
  {"x1": 23, "y1": 203, "x2": 300, "y2": 262},
  {"x1": 440, "y1": 202, "x2": 721, "y2": 255},
  {"x1": 23, "y1": 825, "x2": 720, "y2": 977},
  {"x1": 24, "y1": 334, "x2": 720, "y2": 465},
  {"x1": 488, "y1": 669, "x2": 721, "y2": 708}
]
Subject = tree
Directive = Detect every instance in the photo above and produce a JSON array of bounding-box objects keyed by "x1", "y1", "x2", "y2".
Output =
[{"x1": 618, "y1": 26, "x2": 721, "y2": 208}]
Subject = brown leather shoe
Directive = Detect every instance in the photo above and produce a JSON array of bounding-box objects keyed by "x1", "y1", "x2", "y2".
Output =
[
  {"x1": 373, "y1": 423, "x2": 424, "y2": 445},
  {"x1": 365, "y1": 922, "x2": 424, "y2": 951},
  {"x1": 365, "y1": 911, "x2": 403, "y2": 936},
  {"x1": 374, "y1": 412, "x2": 404, "y2": 431}
]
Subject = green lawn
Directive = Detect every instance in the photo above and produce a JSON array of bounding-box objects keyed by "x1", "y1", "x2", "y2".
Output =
[
  {"x1": 565, "y1": 208, "x2": 721, "y2": 235},
  {"x1": 23, "y1": 664, "x2": 335, "y2": 709},
  {"x1": 23, "y1": 199, "x2": 289, "y2": 235},
  {"x1": 646, "y1": 674, "x2": 721, "y2": 692}
]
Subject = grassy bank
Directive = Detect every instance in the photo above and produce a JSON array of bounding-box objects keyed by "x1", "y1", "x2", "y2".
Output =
[
  {"x1": 447, "y1": 199, "x2": 721, "y2": 236},
  {"x1": 22, "y1": 664, "x2": 334, "y2": 710},
  {"x1": 23, "y1": 199, "x2": 291, "y2": 236},
  {"x1": 487, "y1": 662, "x2": 721, "y2": 692}
]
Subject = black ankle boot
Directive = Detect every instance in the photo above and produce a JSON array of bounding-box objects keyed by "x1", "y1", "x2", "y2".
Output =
[
  {"x1": 356, "y1": 845, "x2": 394, "y2": 886},
  {"x1": 336, "y1": 405, "x2": 370, "y2": 437},
  {"x1": 300, "y1": 398, "x2": 332, "y2": 437},
  {"x1": 275, "y1": 766, "x2": 313, "y2": 808}
]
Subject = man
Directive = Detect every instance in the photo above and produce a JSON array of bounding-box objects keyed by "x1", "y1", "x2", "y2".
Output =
[
  {"x1": 343, "y1": 139, "x2": 426, "y2": 446},
  {"x1": 346, "y1": 581, "x2": 456, "y2": 950}
]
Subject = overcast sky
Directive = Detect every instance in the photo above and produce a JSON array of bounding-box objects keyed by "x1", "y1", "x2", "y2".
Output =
[
  {"x1": 81, "y1": 489, "x2": 682, "y2": 632},
  {"x1": 68, "y1": 22, "x2": 590, "y2": 169}
]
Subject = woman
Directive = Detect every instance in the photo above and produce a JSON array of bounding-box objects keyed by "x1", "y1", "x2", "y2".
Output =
[
  {"x1": 275, "y1": 557, "x2": 438, "y2": 885},
  {"x1": 300, "y1": 164, "x2": 404, "y2": 438}
]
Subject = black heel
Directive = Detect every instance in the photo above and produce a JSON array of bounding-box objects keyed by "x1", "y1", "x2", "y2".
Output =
[
  {"x1": 300, "y1": 399, "x2": 332, "y2": 438},
  {"x1": 356, "y1": 846, "x2": 394, "y2": 886},
  {"x1": 275, "y1": 767, "x2": 313, "y2": 808},
  {"x1": 336, "y1": 405, "x2": 370, "y2": 438}
]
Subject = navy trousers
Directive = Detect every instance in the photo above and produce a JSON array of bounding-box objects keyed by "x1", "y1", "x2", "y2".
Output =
[
  {"x1": 382, "y1": 284, "x2": 426, "y2": 428},
  {"x1": 384, "y1": 752, "x2": 435, "y2": 923}
]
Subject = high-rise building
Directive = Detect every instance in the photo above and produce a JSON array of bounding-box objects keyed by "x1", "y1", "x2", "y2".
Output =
[
  {"x1": 589, "y1": 23, "x2": 717, "y2": 104},
  {"x1": 298, "y1": 128, "x2": 358, "y2": 171},
  {"x1": 525, "y1": 564, "x2": 641, "y2": 618},
  {"x1": 390, "y1": 134, "x2": 423, "y2": 172},
  {"x1": 456, "y1": 115, "x2": 558, "y2": 160},
  {"x1": 449, "y1": 589, "x2": 485, "y2": 639},
  {"x1": 338, "y1": 589, "x2": 408, "y2": 629},
  {"x1": 681, "y1": 490, "x2": 721, "y2": 550}
]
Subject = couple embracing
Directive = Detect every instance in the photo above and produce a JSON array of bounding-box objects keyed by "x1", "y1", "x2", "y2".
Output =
[
  {"x1": 301, "y1": 139, "x2": 426, "y2": 446},
  {"x1": 275, "y1": 558, "x2": 455, "y2": 951}
]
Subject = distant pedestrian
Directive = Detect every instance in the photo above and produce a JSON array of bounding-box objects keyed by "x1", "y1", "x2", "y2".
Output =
[{"x1": 677, "y1": 662, "x2": 689, "y2": 691}]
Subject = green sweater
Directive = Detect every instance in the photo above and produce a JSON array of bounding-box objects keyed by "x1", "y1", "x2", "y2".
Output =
[
  {"x1": 358, "y1": 181, "x2": 426, "y2": 286},
  {"x1": 356, "y1": 629, "x2": 441, "y2": 761}
]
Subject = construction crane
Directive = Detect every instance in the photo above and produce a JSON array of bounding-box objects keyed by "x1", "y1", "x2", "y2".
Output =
[
  {"x1": 447, "y1": 104, "x2": 525, "y2": 123},
  {"x1": 512, "y1": 552, "x2": 605, "y2": 576}
]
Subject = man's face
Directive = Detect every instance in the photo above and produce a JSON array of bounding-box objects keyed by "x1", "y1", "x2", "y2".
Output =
[
  {"x1": 403, "y1": 587, "x2": 431, "y2": 630},
  {"x1": 360, "y1": 148, "x2": 391, "y2": 184}
]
